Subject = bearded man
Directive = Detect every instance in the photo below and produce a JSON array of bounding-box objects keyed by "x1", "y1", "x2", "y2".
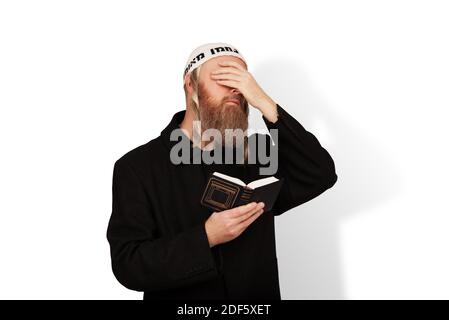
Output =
[{"x1": 106, "y1": 42, "x2": 338, "y2": 300}]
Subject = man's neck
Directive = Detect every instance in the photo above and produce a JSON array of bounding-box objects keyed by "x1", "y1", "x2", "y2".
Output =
[{"x1": 179, "y1": 108, "x2": 214, "y2": 150}]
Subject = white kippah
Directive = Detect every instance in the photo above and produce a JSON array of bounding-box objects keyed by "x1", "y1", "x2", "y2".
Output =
[{"x1": 183, "y1": 42, "x2": 247, "y2": 84}]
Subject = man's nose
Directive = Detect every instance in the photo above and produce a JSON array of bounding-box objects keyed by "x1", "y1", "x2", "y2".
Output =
[{"x1": 230, "y1": 88, "x2": 241, "y2": 95}]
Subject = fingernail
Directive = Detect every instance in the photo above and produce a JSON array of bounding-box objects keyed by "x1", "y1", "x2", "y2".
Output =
[{"x1": 259, "y1": 202, "x2": 265, "y2": 208}]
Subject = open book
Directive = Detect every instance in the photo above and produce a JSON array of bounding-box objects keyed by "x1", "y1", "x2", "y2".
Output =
[{"x1": 200, "y1": 172, "x2": 283, "y2": 212}]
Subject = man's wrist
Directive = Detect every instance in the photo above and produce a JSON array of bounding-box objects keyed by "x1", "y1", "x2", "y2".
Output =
[
  {"x1": 204, "y1": 221, "x2": 217, "y2": 248},
  {"x1": 258, "y1": 99, "x2": 278, "y2": 123}
]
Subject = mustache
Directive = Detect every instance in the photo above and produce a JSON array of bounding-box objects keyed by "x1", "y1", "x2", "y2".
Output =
[{"x1": 224, "y1": 95, "x2": 244, "y2": 104}]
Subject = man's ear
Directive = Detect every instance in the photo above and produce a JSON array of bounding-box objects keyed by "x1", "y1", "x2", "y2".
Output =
[{"x1": 185, "y1": 74, "x2": 193, "y2": 93}]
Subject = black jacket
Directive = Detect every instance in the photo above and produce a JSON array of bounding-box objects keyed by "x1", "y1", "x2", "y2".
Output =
[{"x1": 106, "y1": 104, "x2": 337, "y2": 300}]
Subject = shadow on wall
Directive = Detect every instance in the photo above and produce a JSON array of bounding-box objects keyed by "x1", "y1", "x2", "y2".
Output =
[{"x1": 251, "y1": 58, "x2": 403, "y2": 299}]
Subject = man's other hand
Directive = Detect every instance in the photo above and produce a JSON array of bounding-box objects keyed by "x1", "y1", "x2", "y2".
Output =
[{"x1": 204, "y1": 202, "x2": 265, "y2": 247}]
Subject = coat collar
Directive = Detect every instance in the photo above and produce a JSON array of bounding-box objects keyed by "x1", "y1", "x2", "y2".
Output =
[
  {"x1": 160, "y1": 110, "x2": 214, "y2": 163},
  {"x1": 160, "y1": 109, "x2": 188, "y2": 151}
]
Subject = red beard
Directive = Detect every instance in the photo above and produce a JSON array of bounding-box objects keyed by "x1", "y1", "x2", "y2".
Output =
[{"x1": 197, "y1": 82, "x2": 249, "y2": 146}]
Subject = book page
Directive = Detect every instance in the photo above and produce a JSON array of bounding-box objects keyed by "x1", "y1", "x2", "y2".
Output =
[
  {"x1": 247, "y1": 176, "x2": 279, "y2": 189},
  {"x1": 213, "y1": 172, "x2": 246, "y2": 187}
]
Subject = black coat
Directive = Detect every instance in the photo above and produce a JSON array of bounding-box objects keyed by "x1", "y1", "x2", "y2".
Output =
[{"x1": 106, "y1": 104, "x2": 337, "y2": 300}]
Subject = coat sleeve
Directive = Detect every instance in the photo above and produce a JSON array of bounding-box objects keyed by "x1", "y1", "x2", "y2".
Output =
[
  {"x1": 106, "y1": 158, "x2": 219, "y2": 292},
  {"x1": 262, "y1": 103, "x2": 338, "y2": 216}
]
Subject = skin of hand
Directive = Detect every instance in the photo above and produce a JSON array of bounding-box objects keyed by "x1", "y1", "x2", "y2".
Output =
[
  {"x1": 205, "y1": 202, "x2": 265, "y2": 247},
  {"x1": 210, "y1": 60, "x2": 279, "y2": 123}
]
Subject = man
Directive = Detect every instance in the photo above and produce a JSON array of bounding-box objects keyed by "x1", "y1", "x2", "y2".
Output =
[{"x1": 106, "y1": 42, "x2": 338, "y2": 300}]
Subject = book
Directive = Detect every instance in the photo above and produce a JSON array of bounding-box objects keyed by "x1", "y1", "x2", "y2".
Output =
[{"x1": 200, "y1": 171, "x2": 284, "y2": 212}]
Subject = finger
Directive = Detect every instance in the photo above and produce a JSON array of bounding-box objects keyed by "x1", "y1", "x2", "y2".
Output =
[
  {"x1": 234, "y1": 202, "x2": 265, "y2": 224},
  {"x1": 211, "y1": 73, "x2": 240, "y2": 82},
  {"x1": 215, "y1": 79, "x2": 239, "y2": 87},
  {"x1": 218, "y1": 60, "x2": 246, "y2": 71},
  {"x1": 211, "y1": 68, "x2": 242, "y2": 76},
  {"x1": 237, "y1": 208, "x2": 264, "y2": 230},
  {"x1": 228, "y1": 202, "x2": 257, "y2": 218},
  {"x1": 234, "y1": 203, "x2": 262, "y2": 222}
]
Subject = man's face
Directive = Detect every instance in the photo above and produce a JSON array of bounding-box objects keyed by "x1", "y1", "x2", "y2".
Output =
[{"x1": 196, "y1": 56, "x2": 249, "y2": 143}]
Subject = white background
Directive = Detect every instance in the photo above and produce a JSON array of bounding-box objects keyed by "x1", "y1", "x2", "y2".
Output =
[{"x1": 1, "y1": 0, "x2": 448, "y2": 299}]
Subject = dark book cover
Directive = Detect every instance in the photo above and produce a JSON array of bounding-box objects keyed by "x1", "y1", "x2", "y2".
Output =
[{"x1": 200, "y1": 172, "x2": 284, "y2": 212}]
